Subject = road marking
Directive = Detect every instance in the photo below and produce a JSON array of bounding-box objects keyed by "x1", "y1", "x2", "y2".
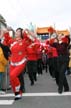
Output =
[
  {"x1": 0, "y1": 92, "x2": 71, "y2": 105},
  {"x1": 0, "y1": 100, "x2": 14, "y2": 105},
  {"x1": 0, "y1": 92, "x2": 71, "y2": 97}
]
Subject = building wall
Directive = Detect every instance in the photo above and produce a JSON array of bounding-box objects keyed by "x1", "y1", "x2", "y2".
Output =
[{"x1": 0, "y1": 21, "x2": 7, "y2": 29}]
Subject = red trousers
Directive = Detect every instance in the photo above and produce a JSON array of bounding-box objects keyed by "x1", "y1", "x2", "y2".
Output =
[{"x1": 9, "y1": 63, "x2": 26, "y2": 93}]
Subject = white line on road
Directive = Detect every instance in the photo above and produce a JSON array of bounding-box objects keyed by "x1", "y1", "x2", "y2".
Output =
[
  {"x1": 0, "y1": 92, "x2": 71, "y2": 105},
  {"x1": 0, "y1": 100, "x2": 14, "y2": 105},
  {"x1": 0, "y1": 92, "x2": 71, "y2": 97}
]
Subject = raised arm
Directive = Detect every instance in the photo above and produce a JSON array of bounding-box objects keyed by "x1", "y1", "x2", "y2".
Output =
[{"x1": 0, "y1": 28, "x2": 14, "y2": 46}]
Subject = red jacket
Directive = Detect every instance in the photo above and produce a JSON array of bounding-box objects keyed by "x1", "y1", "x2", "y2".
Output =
[
  {"x1": 46, "y1": 46, "x2": 58, "y2": 58},
  {"x1": 44, "y1": 42, "x2": 58, "y2": 58},
  {"x1": 26, "y1": 39, "x2": 40, "y2": 61},
  {"x1": 3, "y1": 32, "x2": 34, "y2": 63},
  {"x1": 36, "y1": 44, "x2": 43, "y2": 60}
]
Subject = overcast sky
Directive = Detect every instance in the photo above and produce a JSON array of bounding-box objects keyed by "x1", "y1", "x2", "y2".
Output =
[{"x1": 0, "y1": 0, "x2": 71, "y2": 30}]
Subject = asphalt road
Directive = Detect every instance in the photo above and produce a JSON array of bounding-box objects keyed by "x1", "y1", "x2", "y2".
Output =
[{"x1": 0, "y1": 70, "x2": 71, "y2": 108}]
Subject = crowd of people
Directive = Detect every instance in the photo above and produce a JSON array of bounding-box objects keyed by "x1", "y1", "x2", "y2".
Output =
[{"x1": 0, "y1": 26, "x2": 71, "y2": 101}]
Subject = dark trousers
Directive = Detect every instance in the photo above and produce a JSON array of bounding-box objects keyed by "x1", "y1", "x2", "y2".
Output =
[
  {"x1": 55, "y1": 55, "x2": 69, "y2": 92},
  {"x1": 27, "y1": 60, "x2": 37, "y2": 84},
  {"x1": 37, "y1": 59, "x2": 43, "y2": 74},
  {"x1": 18, "y1": 69, "x2": 25, "y2": 92},
  {"x1": 48, "y1": 58, "x2": 56, "y2": 78}
]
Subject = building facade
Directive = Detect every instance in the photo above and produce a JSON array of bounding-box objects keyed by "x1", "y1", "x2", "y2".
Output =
[{"x1": 0, "y1": 14, "x2": 7, "y2": 29}]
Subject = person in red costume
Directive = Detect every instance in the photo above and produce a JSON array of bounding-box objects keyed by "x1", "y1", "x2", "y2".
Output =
[
  {"x1": 44, "y1": 39, "x2": 58, "y2": 78},
  {"x1": 0, "y1": 28, "x2": 36, "y2": 100},
  {"x1": 26, "y1": 37, "x2": 41, "y2": 85},
  {"x1": 37, "y1": 41, "x2": 43, "y2": 74}
]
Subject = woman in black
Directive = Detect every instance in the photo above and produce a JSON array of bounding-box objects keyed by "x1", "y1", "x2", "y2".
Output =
[{"x1": 51, "y1": 35, "x2": 70, "y2": 94}]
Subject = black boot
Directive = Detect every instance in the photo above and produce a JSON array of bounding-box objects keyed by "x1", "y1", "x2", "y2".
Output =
[
  {"x1": 30, "y1": 81, "x2": 34, "y2": 86},
  {"x1": 14, "y1": 92, "x2": 22, "y2": 101}
]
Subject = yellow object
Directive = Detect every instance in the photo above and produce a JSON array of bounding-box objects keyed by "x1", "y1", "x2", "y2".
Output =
[
  {"x1": 0, "y1": 47, "x2": 8, "y2": 72},
  {"x1": 68, "y1": 49, "x2": 71, "y2": 67},
  {"x1": 69, "y1": 59, "x2": 71, "y2": 67}
]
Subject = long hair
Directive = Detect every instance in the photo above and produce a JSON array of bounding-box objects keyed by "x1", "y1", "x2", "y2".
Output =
[{"x1": 16, "y1": 28, "x2": 23, "y2": 39}]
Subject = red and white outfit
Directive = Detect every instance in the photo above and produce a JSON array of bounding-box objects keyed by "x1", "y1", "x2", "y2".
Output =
[{"x1": 3, "y1": 32, "x2": 34, "y2": 95}]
